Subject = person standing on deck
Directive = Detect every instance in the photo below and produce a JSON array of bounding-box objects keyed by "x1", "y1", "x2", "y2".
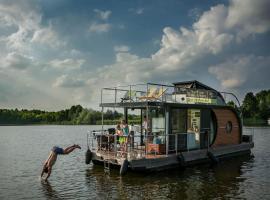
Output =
[
  {"x1": 143, "y1": 115, "x2": 151, "y2": 141},
  {"x1": 120, "y1": 120, "x2": 129, "y2": 152},
  {"x1": 41, "y1": 144, "x2": 81, "y2": 181},
  {"x1": 143, "y1": 115, "x2": 149, "y2": 134}
]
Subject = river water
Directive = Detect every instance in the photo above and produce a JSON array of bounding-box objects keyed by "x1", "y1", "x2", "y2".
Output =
[{"x1": 0, "y1": 126, "x2": 269, "y2": 200}]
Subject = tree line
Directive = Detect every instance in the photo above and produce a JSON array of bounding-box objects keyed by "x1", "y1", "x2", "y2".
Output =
[
  {"x1": 0, "y1": 105, "x2": 139, "y2": 125},
  {"x1": 1, "y1": 90, "x2": 269, "y2": 126},
  {"x1": 228, "y1": 89, "x2": 270, "y2": 126}
]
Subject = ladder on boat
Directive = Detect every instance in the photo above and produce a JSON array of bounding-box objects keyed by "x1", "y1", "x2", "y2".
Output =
[
  {"x1": 104, "y1": 159, "x2": 110, "y2": 174},
  {"x1": 104, "y1": 135, "x2": 110, "y2": 174}
]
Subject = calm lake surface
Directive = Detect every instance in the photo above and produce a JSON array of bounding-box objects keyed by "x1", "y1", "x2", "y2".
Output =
[{"x1": 0, "y1": 126, "x2": 269, "y2": 200}]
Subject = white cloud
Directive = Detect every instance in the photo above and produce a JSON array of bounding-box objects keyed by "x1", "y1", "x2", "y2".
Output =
[
  {"x1": 94, "y1": 9, "x2": 112, "y2": 20},
  {"x1": 226, "y1": 0, "x2": 270, "y2": 40},
  {"x1": 1, "y1": 0, "x2": 270, "y2": 109},
  {"x1": 31, "y1": 26, "x2": 63, "y2": 47},
  {"x1": 89, "y1": 22, "x2": 111, "y2": 33},
  {"x1": 0, "y1": 1, "x2": 63, "y2": 53},
  {"x1": 49, "y1": 58, "x2": 85, "y2": 70},
  {"x1": 114, "y1": 45, "x2": 130, "y2": 52},
  {"x1": 89, "y1": 0, "x2": 270, "y2": 96},
  {"x1": 209, "y1": 55, "x2": 270, "y2": 89},
  {"x1": 188, "y1": 7, "x2": 202, "y2": 21},
  {"x1": 53, "y1": 74, "x2": 86, "y2": 88},
  {"x1": 0, "y1": 2, "x2": 39, "y2": 52},
  {"x1": 3, "y1": 52, "x2": 33, "y2": 70}
]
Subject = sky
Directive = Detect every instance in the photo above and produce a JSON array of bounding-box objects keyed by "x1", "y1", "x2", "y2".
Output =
[{"x1": 0, "y1": 0, "x2": 269, "y2": 110}]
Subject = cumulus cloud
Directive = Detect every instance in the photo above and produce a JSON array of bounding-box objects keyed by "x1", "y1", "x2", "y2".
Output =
[
  {"x1": 226, "y1": 0, "x2": 270, "y2": 40},
  {"x1": 91, "y1": 0, "x2": 270, "y2": 94},
  {"x1": 209, "y1": 55, "x2": 270, "y2": 89},
  {"x1": 3, "y1": 52, "x2": 33, "y2": 70},
  {"x1": 31, "y1": 26, "x2": 63, "y2": 47},
  {"x1": 49, "y1": 58, "x2": 85, "y2": 70},
  {"x1": 188, "y1": 7, "x2": 202, "y2": 21},
  {"x1": 0, "y1": 0, "x2": 64, "y2": 53},
  {"x1": 53, "y1": 75, "x2": 86, "y2": 88},
  {"x1": 89, "y1": 22, "x2": 111, "y2": 33},
  {"x1": 1, "y1": 0, "x2": 270, "y2": 109},
  {"x1": 94, "y1": 9, "x2": 112, "y2": 20}
]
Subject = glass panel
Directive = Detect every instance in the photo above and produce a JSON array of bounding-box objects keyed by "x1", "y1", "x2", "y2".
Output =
[
  {"x1": 171, "y1": 109, "x2": 186, "y2": 134},
  {"x1": 149, "y1": 107, "x2": 165, "y2": 145},
  {"x1": 170, "y1": 109, "x2": 187, "y2": 152},
  {"x1": 187, "y1": 109, "x2": 201, "y2": 149}
]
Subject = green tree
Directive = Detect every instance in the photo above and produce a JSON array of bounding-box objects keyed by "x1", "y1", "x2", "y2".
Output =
[
  {"x1": 242, "y1": 92, "x2": 258, "y2": 118},
  {"x1": 256, "y1": 90, "x2": 270, "y2": 120}
]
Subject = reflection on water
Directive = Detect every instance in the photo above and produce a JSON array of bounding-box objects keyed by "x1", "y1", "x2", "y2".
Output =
[
  {"x1": 0, "y1": 126, "x2": 269, "y2": 200},
  {"x1": 85, "y1": 155, "x2": 253, "y2": 200},
  {"x1": 40, "y1": 180, "x2": 61, "y2": 200}
]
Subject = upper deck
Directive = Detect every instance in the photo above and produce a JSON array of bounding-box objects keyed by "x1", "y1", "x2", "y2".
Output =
[{"x1": 100, "y1": 81, "x2": 240, "y2": 108}]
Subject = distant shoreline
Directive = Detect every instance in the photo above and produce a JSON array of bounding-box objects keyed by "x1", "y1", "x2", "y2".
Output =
[{"x1": 0, "y1": 124, "x2": 270, "y2": 128}]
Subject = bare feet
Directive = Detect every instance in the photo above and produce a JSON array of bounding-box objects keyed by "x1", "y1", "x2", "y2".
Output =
[{"x1": 74, "y1": 144, "x2": 81, "y2": 149}]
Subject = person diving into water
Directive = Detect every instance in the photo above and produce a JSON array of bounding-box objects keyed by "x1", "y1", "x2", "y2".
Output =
[{"x1": 41, "y1": 144, "x2": 81, "y2": 181}]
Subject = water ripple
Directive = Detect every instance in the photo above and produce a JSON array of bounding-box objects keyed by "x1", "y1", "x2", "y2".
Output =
[{"x1": 1, "y1": 126, "x2": 270, "y2": 199}]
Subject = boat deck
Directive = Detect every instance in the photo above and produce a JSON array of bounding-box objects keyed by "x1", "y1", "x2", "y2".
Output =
[{"x1": 92, "y1": 142, "x2": 254, "y2": 171}]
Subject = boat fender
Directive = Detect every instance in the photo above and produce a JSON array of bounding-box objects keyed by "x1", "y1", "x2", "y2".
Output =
[
  {"x1": 207, "y1": 151, "x2": 219, "y2": 164},
  {"x1": 178, "y1": 153, "x2": 186, "y2": 167},
  {"x1": 85, "y1": 148, "x2": 92, "y2": 164},
  {"x1": 120, "y1": 159, "x2": 129, "y2": 175}
]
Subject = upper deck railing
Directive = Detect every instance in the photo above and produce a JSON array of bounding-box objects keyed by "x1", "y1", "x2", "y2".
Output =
[{"x1": 100, "y1": 83, "x2": 226, "y2": 106}]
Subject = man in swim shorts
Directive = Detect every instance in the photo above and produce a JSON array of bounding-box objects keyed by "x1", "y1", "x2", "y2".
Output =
[{"x1": 41, "y1": 144, "x2": 81, "y2": 181}]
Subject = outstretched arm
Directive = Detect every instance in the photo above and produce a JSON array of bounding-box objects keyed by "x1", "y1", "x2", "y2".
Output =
[
  {"x1": 44, "y1": 166, "x2": 52, "y2": 181},
  {"x1": 41, "y1": 162, "x2": 47, "y2": 178}
]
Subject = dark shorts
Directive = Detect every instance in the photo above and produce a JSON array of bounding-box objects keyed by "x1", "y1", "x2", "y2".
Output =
[{"x1": 52, "y1": 146, "x2": 64, "y2": 155}]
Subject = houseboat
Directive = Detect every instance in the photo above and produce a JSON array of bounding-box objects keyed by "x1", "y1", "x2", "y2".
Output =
[{"x1": 85, "y1": 80, "x2": 254, "y2": 175}]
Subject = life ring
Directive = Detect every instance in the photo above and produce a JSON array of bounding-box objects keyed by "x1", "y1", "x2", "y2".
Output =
[
  {"x1": 120, "y1": 159, "x2": 129, "y2": 175},
  {"x1": 85, "y1": 148, "x2": 92, "y2": 164}
]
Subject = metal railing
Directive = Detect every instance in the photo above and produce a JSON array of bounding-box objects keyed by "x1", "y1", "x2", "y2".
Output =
[
  {"x1": 101, "y1": 83, "x2": 223, "y2": 106},
  {"x1": 87, "y1": 129, "x2": 209, "y2": 161}
]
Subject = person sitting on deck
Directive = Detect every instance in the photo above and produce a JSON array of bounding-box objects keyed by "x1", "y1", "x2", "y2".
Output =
[
  {"x1": 41, "y1": 144, "x2": 81, "y2": 181},
  {"x1": 115, "y1": 123, "x2": 122, "y2": 136}
]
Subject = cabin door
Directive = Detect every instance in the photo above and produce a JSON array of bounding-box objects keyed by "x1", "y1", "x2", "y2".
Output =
[
  {"x1": 200, "y1": 109, "x2": 211, "y2": 149},
  {"x1": 170, "y1": 108, "x2": 187, "y2": 152}
]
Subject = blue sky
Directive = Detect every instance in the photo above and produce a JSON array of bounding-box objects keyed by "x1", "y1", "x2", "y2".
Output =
[{"x1": 0, "y1": 0, "x2": 269, "y2": 110}]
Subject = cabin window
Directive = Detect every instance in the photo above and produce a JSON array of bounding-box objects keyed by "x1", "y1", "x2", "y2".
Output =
[{"x1": 171, "y1": 109, "x2": 186, "y2": 134}]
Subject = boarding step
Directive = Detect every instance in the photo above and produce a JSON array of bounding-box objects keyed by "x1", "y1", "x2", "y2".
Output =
[{"x1": 104, "y1": 159, "x2": 110, "y2": 174}]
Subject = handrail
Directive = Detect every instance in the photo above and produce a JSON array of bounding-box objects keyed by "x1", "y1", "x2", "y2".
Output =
[
  {"x1": 101, "y1": 83, "x2": 231, "y2": 105},
  {"x1": 89, "y1": 130, "x2": 209, "y2": 160},
  {"x1": 220, "y1": 92, "x2": 241, "y2": 107}
]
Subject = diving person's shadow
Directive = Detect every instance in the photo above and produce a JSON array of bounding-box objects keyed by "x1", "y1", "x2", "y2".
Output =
[{"x1": 40, "y1": 180, "x2": 61, "y2": 200}]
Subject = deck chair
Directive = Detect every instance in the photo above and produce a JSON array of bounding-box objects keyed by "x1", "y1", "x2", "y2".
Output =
[
  {"x1": 121, "y1": 90, "x2": 137, "y2": 102},
  {"x1": 139, "y1": 87, "x2": 167, "y2": 101},
  {"x1": 138, "y1": 87, "x2": 158, "y2": 100}
]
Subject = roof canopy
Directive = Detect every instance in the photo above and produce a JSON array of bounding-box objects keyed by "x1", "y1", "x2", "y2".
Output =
[{"x1": 173, "y1": 80, "x2": 217, "y2": 91}]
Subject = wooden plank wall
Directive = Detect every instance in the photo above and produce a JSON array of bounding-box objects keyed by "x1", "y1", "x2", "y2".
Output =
[{"x1": 212, "y1": 109, "x2": 240, "y2": 147}]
